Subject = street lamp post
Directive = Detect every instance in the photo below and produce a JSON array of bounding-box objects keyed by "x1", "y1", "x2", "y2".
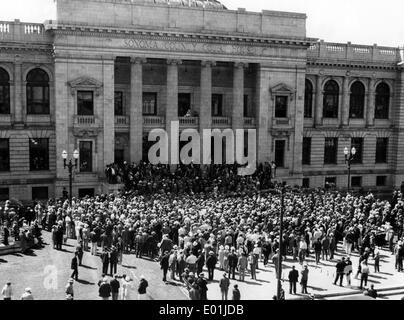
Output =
[
  {"x1": 344, "y1": 146, "x2": 356, "y2": 192},
  {"x1": 62, "y1": 149, "x2": 79, "y2": 204},
  {"x1": 277, "y1": 181, "x2": 286, "y2": 300}
]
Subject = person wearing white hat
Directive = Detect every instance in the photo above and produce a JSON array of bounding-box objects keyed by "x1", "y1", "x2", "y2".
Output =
[{"x1": 21, "y1": 288, "x2": 34, "y2": 300}]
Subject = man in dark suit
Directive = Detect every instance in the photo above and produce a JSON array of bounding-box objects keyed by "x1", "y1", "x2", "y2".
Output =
[
  {"x1": 228, "y1": 249, "x2": 238, "y2": 280},
  {"x1": 101, "y1": 249, "x2": 110, "y2": 276},
  {"x1": 160, "y1": 250, "x2": 170, "y2": 282},
  {"x1": 109, "y1": 246, "x2": 118, "y2": 276},
  {"x1": 334, "y1": 257, "x2": 346, "y2": 286},
  {"x1": 288, "y1": 265, "x2": 299, "y2": 294},
  {"x1": 70, "y1": 253, "x2": 79, "y2": 280}
]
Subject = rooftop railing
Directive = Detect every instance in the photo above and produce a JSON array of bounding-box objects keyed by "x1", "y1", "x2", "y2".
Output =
[{"x1": 0, "y1": 20, "x2": 52, "y2": 43}]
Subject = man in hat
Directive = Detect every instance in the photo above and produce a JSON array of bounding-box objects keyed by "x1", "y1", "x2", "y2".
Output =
[
  {"x1": 288, "y1": 266, "x2": 299, "y2": 295},
  {"x1": 196, "y1": 273, "x2": 208, "y2": 300},
  {"x1": 1, "y1": 281, "x2": 12, "y2": 300},
  {"x1": 101, "y1": 248, "x2": 110, "y2": 276},
  {"x1": 206, "y1": 251, "x2": 218, "y2": 281},
  {"x1": 219, "y1": 273, "x2": 230, "y2": 300},
  {"x1": 109, "y1": 246, "x2": 118, "y2": 276},
  {"x1": 160, "y1": 250, "x2": 170, "y2": 282},
  {"x1": 70, "y1": 252, "x2": 79, "y2": 281},
  {"x1": 65, "y1": 279, "x2": 74, "y2": 299}
]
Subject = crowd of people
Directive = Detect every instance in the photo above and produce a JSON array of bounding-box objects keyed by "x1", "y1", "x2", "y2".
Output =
[{"x1": 1, "y1": 161, "x2": 404, "y2": 300}]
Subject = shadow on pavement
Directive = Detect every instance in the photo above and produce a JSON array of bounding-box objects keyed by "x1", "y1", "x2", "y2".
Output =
[
  {"x1": 76, "y1": 279, "x2": 95, "y2": 285},
  {"x1": 0, "y1": 258, "x2": 7, "y2": 263},
  {"x1": 122, "y1": 265, "x2": 137, "y2": 269},
  {"x1": 307, "y1": 285, "x2": 327, "y2": 291},
  {"x1": 80, "y1": 264, "x2": 97, "y2": 270}
]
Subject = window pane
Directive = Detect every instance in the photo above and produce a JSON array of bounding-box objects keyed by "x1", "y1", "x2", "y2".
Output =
[
  {"x1": 178, "y1": 93, "x2": 191, "y2": 117},
  {"x1": 114, "y1": 91, "x2": 124, "y2": 116},
  {"x1": 304, "y1": 80, "x2": 313, "y2": 118},
  {"x1": 29, "y1": 138, "x2": 49, "y2": 171},
  {"x1": 275, "y1": 140, "x2": 285, "y2": 167},
  {"x1": 376, "y1": 138, "x2": 388, "y2": 163},
  {"x1": 212, "y1": 94, "x2": 223, "y2": 117},
  {"x1": 0, "y1": 139, "x2": 10, "y2": 171},
  {"x1": 77, "y1": 91, "x2": 94, "y2": 115},
  {"x1": 323, "y1": 80, "x2": 339, "y2": 118},
  {"x1": 351, "y1": 138, "x2": 363, "y2": 164},
  {"x1": 376, "y1": 176, "x2": 386, "y2": 187},
  {"x1": 302, "y1": 137, "x2": 311, "y2": 165},
  {"x1": 302, "y1": 178, "x2": 310, "y2": 188},
  {"x1": 375, "y1": 83, "x2": 390, "y2": 119},
  {"x1": 275, "y1": 96, "x2": 288, "y2": 118},
  {"x1": 0, "y1": 188, "x2": 9, "y2": 201},
  {"x1": 79, "y1": 141, "x2": 93, "y2": 172},
  {"x1": 349, "y1": 82, "x2": 365, "y2": 119},
  {"x1": 26, "y1": 69, "x2": 49, "y2": 115},
  {"x1": 0, "y1": 84, "x2": 10, "y2": 114},
  {"x1": 243, "y1": 95, "x2": 250, "y2": 117},
  {"x1": 351, "y1": 176, "x2": 362, "y2": 187},
  {"x1": 324, "y1": 138, "x2": 338, "y2": 164},
  {"x1": 142, "y1": 92, "x2": 157, "y2": 115},
  {"x1": 325, "y1": 177, "x2": 336, "y2": 188}
]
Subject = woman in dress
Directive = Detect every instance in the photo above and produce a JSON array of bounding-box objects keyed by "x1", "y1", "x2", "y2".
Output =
[{"x1": 121, "y1": 275, "x2": 132, "y2": 300}]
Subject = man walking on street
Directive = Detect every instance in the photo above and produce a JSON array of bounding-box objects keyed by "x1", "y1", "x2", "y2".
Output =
[
  {"x1": 219, "y1": 273, "x2": 230, "y2": 300},
  {"x1": 300, "y1": 265, "x2": 309, "y2": 294},
  {"x1": 228, "y1": 249, "x2": 238, "y2": 280},
  {"x1": 71, "y1": 253, "x2": 79, "y2": 281},
  {"x1": 288, "y1": 266, "x2": 299, "y2": 295},
  {"x1": 334, "y1": 257, "x2": 346, "y2": 286}
]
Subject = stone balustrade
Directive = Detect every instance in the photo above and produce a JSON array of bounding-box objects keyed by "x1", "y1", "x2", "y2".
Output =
[
  {"x1": 0, "y1": 20, "x2": 52, "y2": 43},
  {"x1": 143, "y1": 115, "x2": 165, "y2": 126},
  {"x1": 212, "y1": 116, "x2": 231, "y2": 127}
]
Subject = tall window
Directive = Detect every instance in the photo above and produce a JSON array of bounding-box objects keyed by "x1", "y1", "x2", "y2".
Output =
[
  {"x1": 212, "y1": 94, "x2": 223, "y2": 117},
  {"x1": 375, "y1": 83, "x2": 390, "y2": 119},
  {"x1": 178, "y1": 93, "x2": 191, "y2": 117},
  {"x1": 302, "y1": 137, "x2": 311, "y2": 165},
  {"x1": 376, "y1": 137, "x2": 388, "y2": 163},
  {"x1": 77, "y1": 91, "x2": 94, "y2": 115},
  {"x1": 275, "y1": 140, "x2": 286, "y2": 168},
  {"x1": 349, "y1": 81, "x2": 365, "y2": 118},
  {"x1": 324, "y1": 138, "x2": 338, "y2": 164},
  {"x1": 79, "y1": 141, "x2": 93, "y2": 172},
  {"x1": 29, "y1": 138, "x2": 49, "y2": 171},
  {"x1": 351, "y1": 138, "x2": 363, "y2": 164},
  {"x1": 243, "y1": 94, "x2": 251, "y2": 117},
  {"x1": 323, "y1": 80, "x2": 339, "y2": 118},
  {"x1": 142, "y1": 92, "x2": 157, "y2": 115},
  {"x1": 114, "y1": 91, "x2": 124, "y2": 116},
  {"x1": 0, "y1": 67, "x2": 10, "y2": 114},
  {"x1": 274, "y1": 96, "x2": 288, "y2": 118},
  {"x1": 26, "y1": 68, "x2": 49, "y2": 115},
  {"x1": 304, "y1": 79, "x2": 313, "y2": 118},
  {"x1": 0, "y1": 188, "x2": 9, "y2": 201},
  {"x1": 0, "y1": 139, "x2": 10, "y2": 171}
]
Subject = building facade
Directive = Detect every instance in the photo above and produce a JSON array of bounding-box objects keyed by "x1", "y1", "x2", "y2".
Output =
[{"x1": 0, "y1": 0, "x2": 402, "y2": 201}]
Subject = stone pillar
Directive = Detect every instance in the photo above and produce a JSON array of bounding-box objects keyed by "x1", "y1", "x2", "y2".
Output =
[
  {"x1": 393, "y1": 67, "x2": 404, "y2": 187},
  {"x1": 366, "y1": 78, "x2": 376, "y2": 127},
  {"x1": 102, "y1": 58, "x2": 115, "y2": 168},
  {"x1": 232, "y1": 62, "x2": 245, "y2": 130},
  {"x1": 314, "y1": 75, "x2": 323, "y2": 127},
  {"x1": 200, "y1": 60, "x2": 214, "y2": 164},
  {"x1": 130, "y1": 57, "x2": 145, "y2": 164},
  {"x1": 341, "y1": 76, "x2": 350, "y2": 126},
  {"x1": 14, "y1": 59, "x2": 23, "y2": 123},
  {"x1": 256, "y1": 65, "x2": 270, "y2": 163}
]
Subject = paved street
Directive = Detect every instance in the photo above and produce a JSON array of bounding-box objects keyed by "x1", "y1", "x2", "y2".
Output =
[{"x1": 1, "y1": 230, "x2": 404, "y2": 300}]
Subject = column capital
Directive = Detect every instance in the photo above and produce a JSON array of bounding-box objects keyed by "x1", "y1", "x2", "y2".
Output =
[
  {"x1": 167, "y1": 59, "x2": 182, "y2": 66},
  {"x1": 130, "y1": 57, "x2": 147, "y2": 64},
  {"x1": 234, "y1": 62, "x2": 248, "y2": 69},
  {"x1": 201, "y1": 60, "x2": 216, "y2": 67}
]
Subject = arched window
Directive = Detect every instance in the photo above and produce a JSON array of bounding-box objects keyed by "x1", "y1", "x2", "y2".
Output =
[
  {"x1": 349, "y1": 81, "x2": 365, "y2": 119},
  {"x1": 375, "y1": 82, "x2": 390, "y2": 119},
  {"x1": 304, "y1": 79, "x2": 313, "y2": 118},
  {"x1": 323, "y1": 80, "x2": 339, "y2": 118},
  {"x1": 0, "y1": 68, "x2": 10, "y2": 114},
  {"x1": 26, "y1": 68, "x2": 49, "y2": 115}
]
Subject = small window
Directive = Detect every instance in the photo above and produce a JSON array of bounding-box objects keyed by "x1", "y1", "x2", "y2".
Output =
[
  {"x1": 0, "y1": 138, "x2": 10, "y2": 171},
  {"x1": 349, "y1": 81, "x2": 365, "y2": 119},
  {"x1": 325, "y1": 177, "x2": 336, "y2": 189},
  {"x1": 376, "y1": 138, "x2": 388, "y2": 164},
  {"x1": 302, "y1": 178, "x2": 310, "y2": 188},
  {"x1": 323, "y1": 80, "x2": 339, "y2": 118},
  {"x1": 26, "y1": 68, "x2": 50, "y2": 115},
  {"x1": 212, "y1": 94, "x2": 223, "y2": 117},
  {"x1": 32, "y1": 186, "x2": 48, "y2": 200},
  {"x1": 275, "y1": 140, "x2": 286, "y2": 168},
  {"x1": 275, "y1": 96, "x2": 288, "y2": 118},
  {"x1": 302, "y1": 137, "x2": 311, "y2": 165},
  {"x1": 376, "y1": 176, "x2": 387, "y2": 187},
  {"x1": 79, "y1": 141, "x2": 93, "y2": 172},
  {"x1": 178, "y1": 93, "x2": 191, "y2": 117},
  {"x1": 114, "y1": 91, "x2": 124, "y2": 116},
  {"x1": 375, "y1": 83, "x2": 390, "y2": 119},
  {"x1": 324, "y1": 138, "x2": 338, "y2": 164},
  {"x1": 0, "y1": 188, "x2": 9, "y2": 201},
  {"x1": 78, "y1": 188, "x2": 94, "y2": 198},
  {"x1": 0, "y1": 67, "x2": 10, "y2": 114},
  {"x1": 351, "y1": 176, "x2": 362, "y2": 188},
  {"x1": 142, "y1": 92, "x2": 157, "y2": 115},
  {"x1": 29, "y1": 138, "x2": 49, "y2": 171},
  {"x1": 351, "y1": 138, "x2": 363, "y2": 164},
  {"x1": 304, "y1": 79, "x2": 313, "y2": 118},
  {"x1": 77, "y1": 91, "x2": 94, "y2": 115}
]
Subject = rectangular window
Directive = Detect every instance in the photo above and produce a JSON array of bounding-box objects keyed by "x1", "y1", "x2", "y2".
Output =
[
  {"x1": 32, "y1": 187, "x2": 48, "y2": 200},
  {"x1": 275, "y1": 140, "x2": 286, "y2": 168},
  {"x1": 142, "y1": 92, "x2": 157, "y2": 115},
  {"x1": 0, "y1": 85, "x2": 10, "y2": 114},
  {"x1": 376, "y1": 176, "x2": 386, "y2": 187},
  {"x1": 325, "y1": 177, "x2": 336, "y2": 188},
  {"x1": 351, "y1": 138, "x2": 363, "y2": 164},
  {"x1": 114, "y1": 91, "x2": 124, "y2": 116},
  {"x1": 302, "y1": 137, "x2": 311, "y2": 165},
  {"x1": 0, "y1": 138, "x2": 10, "y2": 171},
  {"x1": 77, "y1": 91, "x2": 94, "y2": 115},
  {"x1": 29, "y1": 138, "x2": 49, "y2": 171},
  {"x1": 375, "y1": 138, "x2": 388, "y2": 164},
  {"x1": 275, "y1": 96, "x2": 288, "y2": 118},
  {"x1": 243, "y1": 94, "x2": 250, "y2": 117},
  {"x1": 351, "y1": 176, "x2": 362, "y2": 188},
  {"x1": 178, "y1": 93, "x2": 191, "y2": 117},
  {"x1": 79, "y1": 141, "x2": 93, "y2": 172},
  {"x1": 324, "y1": 138, "x2": 338, "y2": 164},
  {"x1": 212, "y1": 94, "x2": 223, "y2": 117},
  {"x1": 27, "y1": 86, "x2": 49, "y2": 114},
  {"x1": 302, "y1": 178, "x2": 310, "y2": 188},
  {"x1": 0, "y1": 188, "x2": 9, "y2": 201}
]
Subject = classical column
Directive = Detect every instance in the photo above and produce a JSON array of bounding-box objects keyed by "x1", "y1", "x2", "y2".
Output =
[
  {"x1": 130, "y1": 57, "x2": 146, "y2": 164},
  {"x1": 102, "y1": 58, "x2": 115, "y2": 168},
  {"x1": 366, "y1": 78, "x2": 376, "y2": 127},
  {"x1": 200, "y1": 60, "x2": 214, "y2": 165},
  {"x1": 232, "y1": 62, "x2": 246, "y2": 130},
  {"x1": 14, "y1": 59, "x2": 23, "y2": 123},
  {"x1": 314, "y1": 75, "x2": 323, "y2": 127},
  {"x1": 341, "y1": 76, "x2": 350, "y2": 126}
]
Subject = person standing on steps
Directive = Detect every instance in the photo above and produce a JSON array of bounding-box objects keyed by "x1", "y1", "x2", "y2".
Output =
[{"x1": 288, "y1": 265, "x2": 299, "y2": 295}]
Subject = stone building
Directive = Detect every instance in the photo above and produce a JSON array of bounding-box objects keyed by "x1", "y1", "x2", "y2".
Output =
[{"x1": 0, "y1": 0, "x2": 402, "y2": 201}]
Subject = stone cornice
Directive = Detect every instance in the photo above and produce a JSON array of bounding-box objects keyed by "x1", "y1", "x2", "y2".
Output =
[
  {"x1": 45, "y1": 23, "x2": 315, "y2": 48},
  {"x1": 307, "y1": 60, "x2": 399, "y2": 71}
]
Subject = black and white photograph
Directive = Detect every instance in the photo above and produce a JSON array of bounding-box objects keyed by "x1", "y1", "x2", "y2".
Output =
[{"x1": 0, "y1": 0, "x2": 403, "y2": 312}]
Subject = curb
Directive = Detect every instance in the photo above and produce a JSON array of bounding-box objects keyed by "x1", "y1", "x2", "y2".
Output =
[{"x1": 315, "y1": 285, "x2": 404, "y2": 299}]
